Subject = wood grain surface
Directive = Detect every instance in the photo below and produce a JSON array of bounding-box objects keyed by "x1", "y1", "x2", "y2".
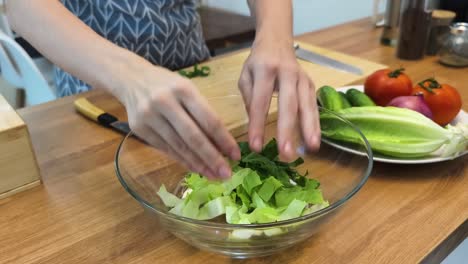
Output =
[
  {"x1": 0, "y1": 18, "x2": 467, "y2": 264},
  {"x1": 0, "y1": 94, "x2": 41, "y2": 199}
]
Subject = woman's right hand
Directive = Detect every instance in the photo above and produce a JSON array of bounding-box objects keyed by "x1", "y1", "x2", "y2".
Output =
[{"x1": 113, "y1": 57, "x2": 240, "y2": 180}]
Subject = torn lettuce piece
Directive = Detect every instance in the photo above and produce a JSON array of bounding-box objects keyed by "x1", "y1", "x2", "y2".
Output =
[
  {"x1": 169, "y1": 200, "x2": 185, "y2": 215},
  {"x1": 257, "y1": 176, "x2": 283, "y2": 202},
  {"x1": 184, "y1": 173, "x2": 208, "y2": 190},
  {"x1": 198, "y1": 196, "x2": 233, "y2": 220},
  {"x1": 302, "y1": 201, "x2": 330, "y2": 216},
  {"x1": 186, "y1": 183, "x2": 225, "y2": 206},
  {"x1": 264, "y1": 227, "x2": 284, "y2": 237},
  {"x1": 278, "y1": 199, "x2": 307, "y2": 221},
  {"x1": 251, "y1": 192, "x2": 268, "y2": 209},
  {"x1": 241, "y1": 169, "x2": 262, "y2": 195},
  {"x1": 249, "y1": 207, "x2": 280, "y2": 223},
  {"x1": 275, "y1": 184, "x2": 324, "y2": 208},
  {"x1": 225, "y1": 205, "x2": 241, "y2": 224},
  {"x1": 229, "y1": 229, "x2": 262, "y2": 240},
  {"x1": 182, "y1": 199, "x2": 199, "y2": 218},
  {"x1": 157, "y1": 185, "x2": 181, "y2": 207},
  {"x1": 223, "y1": 168, "x2": 251, "y2": 195},
  {"x1": 236, "y1": 185, "x2": 251, "y2": 208}
]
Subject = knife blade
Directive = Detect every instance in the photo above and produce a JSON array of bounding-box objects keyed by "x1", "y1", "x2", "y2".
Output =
[
  {"x1": 74, "y1": 97, "x2": 131, "y2": 136},
  {"x1": 294, "y1": 43, "x2": 364, "y2": 75}
]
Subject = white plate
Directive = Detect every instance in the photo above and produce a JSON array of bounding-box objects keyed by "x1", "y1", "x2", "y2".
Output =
[{"x1": 320, "y1": 85, "x2": 468, "y2": 164}]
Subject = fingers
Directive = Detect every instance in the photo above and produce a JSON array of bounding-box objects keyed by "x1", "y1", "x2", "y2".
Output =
[
  {"x1": 238, "y1": 65, "x2": 253, "y2": 113},
  {"x1": 152, "y1": 89, "x2": 235, "y2": 179},
  {"x1": 248, "y1": 67, "x2": 275, "y2": 152},
  {"x1": 133, "y1": 125, "x2": 189, "y2": 169},
  {"x1": 277, "y1": 70, "x2": 299, "y2": 161},
  {"x1": 144, "y1": 114, "x2": 215, "y2": 178},
  {"x1": 298, "y1": 75, "x2": 321, "y2": 152},
  {"x1": 178, "y1": 87, "x2": 240, "y2": 162}
]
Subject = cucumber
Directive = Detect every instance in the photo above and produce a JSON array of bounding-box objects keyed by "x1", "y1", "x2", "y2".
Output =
[
  {"x1": 317, "y1": 86, "x2": 345, "y2": 111},
  {"x1": 345, "y1": 88, "x2": 376, "y2": 107},
  {"x1": 338, "y1": 92, "x2": 352, "y2": 109}
]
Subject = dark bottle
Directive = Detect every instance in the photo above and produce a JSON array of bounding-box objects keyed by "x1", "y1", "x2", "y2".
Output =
[{"x1": 397, "y1": 0, "x2": 433, "y2": 60}]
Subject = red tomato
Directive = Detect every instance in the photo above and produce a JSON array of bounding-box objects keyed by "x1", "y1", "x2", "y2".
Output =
[
  {"x1": 413, "y1": 78, "x2": 462, "y2": 126},
  {"x1": 364, "y1": 68, "x2": 413, "y2": 106}
]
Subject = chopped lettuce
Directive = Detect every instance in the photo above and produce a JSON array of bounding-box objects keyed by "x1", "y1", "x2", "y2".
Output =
[
  {"x1": 278, "y1": 199, "x2": 307, "y2": 221},
  {"x1": 157, "y1": 185, "x2": 181, "y2": 207},
  {"x1": 156, "y1": 138, "x2": 328, "y2": 225},
  {"x1": 257, "y1": 176, "x2": 283, "y2": 202},
  {"x1": 223, "y1": 168, "x2": 250, "y2": 195},
  {"x1": 241, "y1": 169, "x2": 262, "y2": 195},
  {"x1": 198, "y1": 196, "x2": 232, "y2": 220}
]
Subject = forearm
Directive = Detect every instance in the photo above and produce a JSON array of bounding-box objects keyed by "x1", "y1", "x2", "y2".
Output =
[
  {"x1": 5, "y1": 0, "x2": 145, "y2": 96},
  {"x1": 248, "y1": 0, "x2": 293, "y2": 45}
]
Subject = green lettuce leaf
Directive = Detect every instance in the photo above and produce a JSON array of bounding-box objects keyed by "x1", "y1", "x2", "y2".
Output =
[
  {"x1": 182, "y1": 199, "x2": 199, "y2": 218},
  {"x1": 223, "y1": 168, "x2": 251, "y2": 195},
  {"x1": 275, "y1": 186, "x2": 324, "y2": 207},
  {"x1": 257, "y1": 176, "x2": 283, "y2": 202},
  {"x1": 184, "y1": 173, "x2": 208, "y2": 190},
  {"x1": 157, "y1": 184, "x2": 181, "y2": 207},
  {"x1": 236, "y1": 185, "x2": 251, "y2": 208},
  {"x1": 278, "y1": 199, "x2": 307, "y2": 221},
  {"x1": 241, "y1": 169, "x2": 262, "y2": 195},
  {"x1": 251, "y1": 192, "x2": 267, "y2": 209},
  {"x1": 198, "y1": 196, "x2": 233, "y2": 220}
]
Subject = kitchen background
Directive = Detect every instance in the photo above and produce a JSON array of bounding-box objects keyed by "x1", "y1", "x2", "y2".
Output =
[{"x1": 0, "y1": 1, "x2": 466, "y2": 262}]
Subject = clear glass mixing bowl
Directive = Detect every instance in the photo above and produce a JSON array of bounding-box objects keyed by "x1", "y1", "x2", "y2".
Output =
[{"x1": 115, "y1": 98, "x2": 373, "y2": 258}]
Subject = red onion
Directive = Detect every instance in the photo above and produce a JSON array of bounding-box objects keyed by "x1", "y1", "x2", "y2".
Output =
[{"x1": 387, "y1": 94, "x2": 433, "y2": 119}]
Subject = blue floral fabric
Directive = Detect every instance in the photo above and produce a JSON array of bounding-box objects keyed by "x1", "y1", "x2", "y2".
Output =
[{"x1": 55, "y1": 0, "x2": 210, "y2": 96}]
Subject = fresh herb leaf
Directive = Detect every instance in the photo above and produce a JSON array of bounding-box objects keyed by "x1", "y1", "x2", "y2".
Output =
[
  {"x1": 238, "y1": 141, "x2": 252, "y2": 157},
  {"x1": 178, "y1": 64, "x2": 211, "y2": 78},
  {"x1": 261, "y1": 138, "x2": 279, "y2": 160}
]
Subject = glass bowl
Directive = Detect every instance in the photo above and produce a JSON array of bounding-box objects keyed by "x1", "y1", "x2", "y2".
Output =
[{"x1": 115, "y1": 102, "x2": 373, "y2": 259}]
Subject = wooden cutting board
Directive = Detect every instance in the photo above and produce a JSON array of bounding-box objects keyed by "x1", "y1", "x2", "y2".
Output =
[{"x1": 185, "y1": 41, "x2": 387, "y2": 136}]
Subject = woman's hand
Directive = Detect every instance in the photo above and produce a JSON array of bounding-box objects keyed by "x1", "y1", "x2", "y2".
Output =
[
  {"x1": 114, "y1": 57, "x2": 240, "y2": 179},
  {"x1": 238, "y1": 37, "x2": 321, "y2": 160}
]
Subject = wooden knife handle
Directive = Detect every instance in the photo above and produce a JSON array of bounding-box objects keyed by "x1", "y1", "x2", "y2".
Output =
[{"x1": 74, "y1": 98, "x2": 118, "y2": 127}]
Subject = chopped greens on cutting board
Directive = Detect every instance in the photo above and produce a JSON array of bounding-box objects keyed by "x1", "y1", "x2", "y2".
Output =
[{"x1": 157, "y1": 139, "x2": 329, "y2": 224}]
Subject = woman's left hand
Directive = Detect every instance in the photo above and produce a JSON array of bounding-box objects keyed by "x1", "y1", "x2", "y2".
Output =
[{"x1": 238, "y1": 37, "x2": 321, "y2": 160}]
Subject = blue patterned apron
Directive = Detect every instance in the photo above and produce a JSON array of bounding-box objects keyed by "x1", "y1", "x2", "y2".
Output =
[{"x1": 56, "y1": 0, "x2": 210, "y2": 97}]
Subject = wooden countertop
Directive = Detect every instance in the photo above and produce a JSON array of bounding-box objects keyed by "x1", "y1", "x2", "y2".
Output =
[{"x1": 1, "y1": 18, "x2": 467, "y2": 264}]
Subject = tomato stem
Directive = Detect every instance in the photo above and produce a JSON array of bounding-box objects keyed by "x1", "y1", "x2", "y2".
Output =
[
  {"x1": 388, "y1": 68, "x2": 405, "y2": 78},
  {"x1": 418, "y1": 78, "x2": 441, "y2": 94}
]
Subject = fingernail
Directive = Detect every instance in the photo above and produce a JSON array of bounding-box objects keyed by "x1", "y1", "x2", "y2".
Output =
[
  {"x1": 218, "y1": 165, "x2": 231, "y2": 179},
  {"x1": 230, "y1": 148, "x2": 241, "y2": 160},
  {"x1": 283, "y1": 141, "x2": 293, "y2": 157},
  {"x1": 310, "y1": 135, "x2": 321, "y2": 150},
  {"x1": 252, "y1": 137, "x2": 262, "y2": 152}
]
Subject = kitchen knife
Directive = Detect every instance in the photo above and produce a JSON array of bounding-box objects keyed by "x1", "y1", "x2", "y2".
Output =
[
  {"x1": 294, "y1": 43, "x2": 364, "y2": 75},
  {"x1": 74, "y1": 97, "x2": 131, "y2": 136}
]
